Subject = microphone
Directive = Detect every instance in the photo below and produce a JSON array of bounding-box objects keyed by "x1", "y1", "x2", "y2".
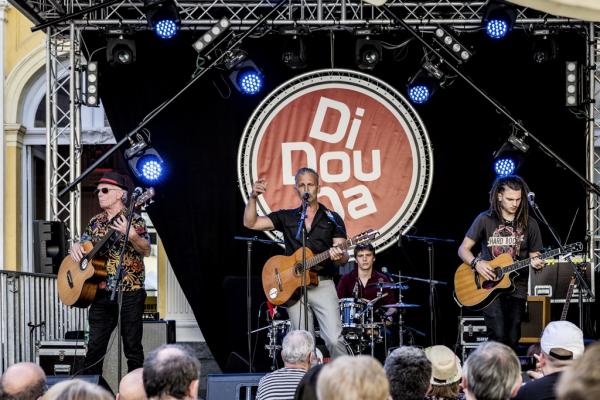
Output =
[
  {"x1": 303, "y1": 192, "x2": 310, "y2": 201},
  {"x1": 527, "y1": 192, "x2": 536, "y2": 207},
  {"x1": 132, "y1": 187, "x2": 144, "y2": 197}
]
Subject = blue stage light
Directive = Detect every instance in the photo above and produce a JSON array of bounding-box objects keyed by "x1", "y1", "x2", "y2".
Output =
[
  {"x1": 486, "y1": 19, "x2": 509, "y2": 39},
  {"x1": 494, "y1": 158, "x2": 516, "y2": 176},
  {"x1": 237, "y1": 69, "x2": 263, "y2": 95},
  {"x1": 408, "y1": 85, "x2": 431, "y2": 104},
  {"x1": 154, "y1": 19, "x2": 178, "y2": 39},
  {"x1": 137, "y1": 155, "x2": 164, "y2": 182}
]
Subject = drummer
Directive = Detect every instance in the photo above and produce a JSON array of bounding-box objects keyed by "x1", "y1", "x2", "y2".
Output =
[{"x1": 336, "y1": 243, "x2": 397, "y2": 322}]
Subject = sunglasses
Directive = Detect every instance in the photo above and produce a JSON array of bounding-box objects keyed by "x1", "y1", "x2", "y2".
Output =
[{"x1": 94, "y1": 188, "x2": 121, "y2": 195}]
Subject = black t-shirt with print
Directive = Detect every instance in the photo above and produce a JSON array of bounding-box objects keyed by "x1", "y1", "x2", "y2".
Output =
[{"x1": 465, "y1": 211, "x2": 543, "y2": 298}]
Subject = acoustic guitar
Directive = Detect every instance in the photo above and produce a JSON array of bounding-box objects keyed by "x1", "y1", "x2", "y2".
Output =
[
  {"x1": 262, "y1": 229, "x2": 378, "y2": 306},
  {"x1": 57, "y1": 188, "x2": 155, "y2": 308},
  {"x1": 453, "y1": 242, "x2": 582, "y2": 310}
]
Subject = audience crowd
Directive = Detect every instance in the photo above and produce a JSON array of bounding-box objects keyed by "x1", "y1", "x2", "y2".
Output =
[{"x1": 0, "y1": 326, "x2": 597, "y2": 400}]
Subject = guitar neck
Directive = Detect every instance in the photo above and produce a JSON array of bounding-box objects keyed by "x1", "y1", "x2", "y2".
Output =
[
  {"x1": 304, "y1": 238, "x2": 353, "y2": 270},
  {"x1": 502, "y1": 248, "x2": 563, "y2": 274}
]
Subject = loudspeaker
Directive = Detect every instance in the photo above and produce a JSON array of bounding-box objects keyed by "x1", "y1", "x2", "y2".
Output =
[
  {"x1": 206, "y1": 373, "x2": 266, "y2": 400},
  {"x1": 529, "y1": 261, "x2": 593, "y2": 302},
  {"x1": 520, "y1": 296, "x2": 551, "y2": 343},
  {"x1": 33, "y1": 220, "x2": 66, "y2": 274},
  {"x1": 46, "y1": 375, "x2": 114, "y2": 396},
  {"x1": 102, "y1": 320, "x2": 176, "y2": 393}
]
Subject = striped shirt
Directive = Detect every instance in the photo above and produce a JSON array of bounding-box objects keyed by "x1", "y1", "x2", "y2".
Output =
[{"x1": 256, "y1": 367, "x2": 307, "y2": 400}]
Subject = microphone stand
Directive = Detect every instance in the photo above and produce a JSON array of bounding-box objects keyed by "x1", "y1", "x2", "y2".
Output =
[
  {"x1": 295, "y1": 195, "x2": 310, "y2": 331},
  {"x1": 233, "y1": 235, "x2": 283, "y2": 373},
  {"x1": 398, "y1": 234, "x2": 454, "y2": 345},
  {"x1": 110, "y1": 189, "x2": 141, "y2": 387},
  {"x1": 528, "y1": 197, "x2": 593, "y2": 329}
]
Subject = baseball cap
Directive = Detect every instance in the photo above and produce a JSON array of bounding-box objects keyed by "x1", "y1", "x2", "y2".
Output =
[{"x1": 541, "y1": 321, "x2": 584, "y2": 360}]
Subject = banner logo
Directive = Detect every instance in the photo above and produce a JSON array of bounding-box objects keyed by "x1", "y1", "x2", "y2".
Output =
[{"x1": 238, "y1": 69, "x2": 433, "y2": 250}]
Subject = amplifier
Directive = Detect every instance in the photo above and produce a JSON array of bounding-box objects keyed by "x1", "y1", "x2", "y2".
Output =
[
  {"x1": 461, "y1": 345, "x2": 480, "y2": 363},
  {"x1": 529, "y1": 259, "x2": 594, "y2": 302},
  {"x1": 460, "y1": 317, "x2": 488, "y2": 345},
  {"x1": 37, "y1": 340, "x2": 86, "y2": 375}
]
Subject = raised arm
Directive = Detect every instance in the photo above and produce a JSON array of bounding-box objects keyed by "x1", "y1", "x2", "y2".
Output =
[{"x1": 243, "y1": 178, "x2": 275, "y2": 231}]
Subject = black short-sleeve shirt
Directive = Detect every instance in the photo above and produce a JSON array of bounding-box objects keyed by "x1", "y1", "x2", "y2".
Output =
[
  {"x1": 465, "y1": 211, "x2": 543, "y2": 298},
  {"x1": 268, "y1": 203, "x2": 347, "y2": 277}
]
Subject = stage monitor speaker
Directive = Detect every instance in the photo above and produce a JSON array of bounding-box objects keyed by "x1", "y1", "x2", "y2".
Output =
[
  {"x1": 102, "y1": 320, "x2": 176, "y2": 394},
  {"x1": 520, "y1": 296, "x2": 551, "y2": 343},
  {"x1": 46, "y1": 374, "x2": 114, "y2": 396},
  {"x1": 206, "y1": 373, "x2": 266, "y2": 400}
]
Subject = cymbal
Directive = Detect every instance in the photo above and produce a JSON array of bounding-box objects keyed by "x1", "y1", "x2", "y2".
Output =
[
  {"x1": 381, "y1": 302, "x2": 420, "y2": 308},
  {"x1": 367, "y1": 282, "x2": 408, "y2": 290}
]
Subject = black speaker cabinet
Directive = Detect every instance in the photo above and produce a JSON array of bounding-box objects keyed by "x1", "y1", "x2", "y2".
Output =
[
  {"x1": 37, "y1": 340, "x2": 86, "y2": 376},
  {"x1": 206, "y1": 373, "x2": 266, "y2": 400},
  {"x1": 46, "y1": 375, "x2": 114, "y2": 396},
  {"x1": 102, "y1": 320, "x2": 176, "y2": 393},
  {"x1": 520, "y1": 296, "x2": 551, "y2": 343},
  {"x1": 529, "y1": 261, "x2": 593, "y2": 302}
]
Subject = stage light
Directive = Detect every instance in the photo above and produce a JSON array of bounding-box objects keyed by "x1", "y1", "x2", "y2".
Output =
[
  {"x1": 282, "y1": 36, "x2": 307, "y2": 70},
  {"x1": 355, "y1": 39, "x2": 382, "y2": 70},
  {"x1": 531, "y1": 30, "x2": 557, "y2": 65},
  {"x1": 107, "y1": 37, "x2": 136, "y2": 66},
  {"x1": 85, "y1": 61, "x2": 99, "y2": 107},
  {"x1": 125, "y1": 136, "x2": 165, "y2": 183},
  {"x1": 483, "y1": 1, "x2": 517, "y2": 40},
  {"x1": 493, "y1": 132, "x2": 528, "y2": 176},
  {"x1": 406, "y1": 62, "x2": 443, "y2": 104},
  {"x1": 224, "y1": 49, "x2": 264, "y2": 96},
  {"x1": 433, "y1": 27, "x2": 472, "y2": 63},
  {"x1": 144, "y1": 0, "x2": 180, "y2": 39},
  {"x1": 192, "y1": 18, "x2": 230, "y2": 52},
  {"x1": 494, "y1": 158, "x2": 516, "y2": 176},
  {"x1": 565, "y1": 61, "x2": 580, "y2": 107}
]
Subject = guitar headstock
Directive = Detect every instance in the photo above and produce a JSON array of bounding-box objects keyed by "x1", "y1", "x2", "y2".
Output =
[
  {"x1": 134, "y1": 187, "x2": 155, "y2": 209},
  {"x1": 564, "y1": 242, "x2": 583, "y2": 254},
  {"x1": 350, "y1": 229, "x2": 379, "y2": 246}
]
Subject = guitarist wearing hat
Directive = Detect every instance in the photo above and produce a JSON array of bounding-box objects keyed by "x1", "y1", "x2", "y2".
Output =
[
  {"x1": 69, "y1": 171, "x2": 151, "y2": 374},
  {"x1": 244, "y1": 167, "x2": 349, "y2": 358},
  {"x1": 457, "y1": 175, "x2": 544, "y2": 351}
]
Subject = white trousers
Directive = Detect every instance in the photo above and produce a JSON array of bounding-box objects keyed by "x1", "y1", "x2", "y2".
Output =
[{"x1": 286, "y1": 278, "x2": 348, "y2": 358}]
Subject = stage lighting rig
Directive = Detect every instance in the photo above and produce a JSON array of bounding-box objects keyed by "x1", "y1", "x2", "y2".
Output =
[
  {"x1": 355, "y1": 39, "x2": 383, "y2": 71},
  {"x1": 192, "y1": 18, "x2": 230, "y2": 53},
  {"x1": 565, "y1": 61, "x2": 582, "y2": 107},
  {"x1": 125, "y1": 133, "x2": 165, "y2": 183},
  {"x1": 482, "y1": 0, "x2": 517, "y2": 40},
  {"x1": 143, "y1": 0, "x2": 180, "y2": 39},
  {"x1": 282, "y1": 35, "x2": 307, "y2": 70},
  {"x1": 107, "y1": 36, "x2": 136, "y2": 66},
  {"x1": 84, "y1": 61, "x2": 99, "y2": 107},
  {"x1": 493, "y1": 131, "x2": 528, "y2": 176},
  {"x1": 406, "y1": 61, "x2": 444, "y2": 104},
  {"x1": 223, "y1": 49, "x2": 264, "y2": 96},
  {"x1": 433, "y1": 27, "x2": 472, "y2": 63}
]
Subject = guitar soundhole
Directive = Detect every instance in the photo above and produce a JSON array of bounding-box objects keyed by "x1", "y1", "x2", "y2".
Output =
[
  {"x1": 481, "y1": 268, "x2": 503, "y2": 290},
  {"x1": 293, "y1": 264, "x2": 303, "y2": 276}
]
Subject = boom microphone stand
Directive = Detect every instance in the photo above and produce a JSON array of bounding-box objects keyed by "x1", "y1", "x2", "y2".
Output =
[
  {"x1": 110, "y1": 187, "x2": 142, "y2": 387},
  {"x1": 527, "y1": 193, "x2": 593, "y2": 328}
]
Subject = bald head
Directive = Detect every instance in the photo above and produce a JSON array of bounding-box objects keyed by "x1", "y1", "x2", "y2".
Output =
[
  {"x1": 143, "y1": 344, "x2": 200, "y2": 399},
  {"x1": 118, "y1": 368, "x2": 146, "y2": 400},
  {"x1": 0, "y1": 362, "x2": 46, "y2": 400}
]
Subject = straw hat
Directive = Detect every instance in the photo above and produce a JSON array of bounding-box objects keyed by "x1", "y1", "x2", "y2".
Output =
[{"x1": 425, "y1": 345, "x2": 462, "y2": 386}]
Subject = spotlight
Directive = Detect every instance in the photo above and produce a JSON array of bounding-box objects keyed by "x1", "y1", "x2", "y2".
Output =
[
  {"x1": 107, "y1": 37, "x2": 136, "y2": 66},
  {"x1": 433, "y1": 27, "x2": 472, "y2": 63},
  {"x1": 355, "y1": 39, "x2": 382, "y2": 71},
  {"x1": 224, "y1": 49, "x2": 264, "y2": 95},
  {"x1": 565, "y1": 61, "x2": 580, "y2": 107},
  {"x1": 85, "y1": 61, "x2": 99, "y2": 107},
  {"x1": 482, "y1": 1, "x2": 517, "y2": 40},
  {"x1": 192, "y1": 18, "x2": 230, "y2": 53},
  {"x1": 282, "y1": 36, "x2": 307, "y2": 70},
  {"x1": 406, "y1": 62, "x2": 443, "y2": 104},
  {"x1": 492, "y1": 132, "x2": 528, "y2": 176},
  {"x1": 531, "y1": 30, "x2": 557, "y2": 65},
  {"x1": 125, "y1": 137, "x2": 165, "y2": 183},
  {"x1": 144, "y1": 0, "x2": 180, "y2": 39}
]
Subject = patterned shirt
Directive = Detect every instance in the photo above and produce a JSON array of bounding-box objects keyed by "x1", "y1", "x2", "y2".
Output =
[
  {"x1": 256, "y1": 367, "x2": 307, "y2": 400},
  {"x1": 81, "y1": 209, "x2": 149, "y2": 291}
]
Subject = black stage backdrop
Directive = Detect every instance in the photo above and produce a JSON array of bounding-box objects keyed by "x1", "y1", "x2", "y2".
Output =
[{"x1": 85, "y1": 28, "x2": 592, "y2": 370}]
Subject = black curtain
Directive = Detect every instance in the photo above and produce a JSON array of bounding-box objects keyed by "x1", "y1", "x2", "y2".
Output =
[{"x1": 86, "y1": 28, "x2": 590, "y2": 370}]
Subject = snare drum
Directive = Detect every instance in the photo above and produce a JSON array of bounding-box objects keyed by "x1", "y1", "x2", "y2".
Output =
[{"x1": 339, "y1": 298, "x2": 366, "y2": 329}]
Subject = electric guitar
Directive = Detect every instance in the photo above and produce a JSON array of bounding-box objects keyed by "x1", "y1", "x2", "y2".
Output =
[
  {"x1": 262, "y1": 229, "x2": 378, "y2": 306},
  {"x1": 453, "y1": 242, "x2": 582, "y2": 310},
  {"x1": 57, "y1": 188, "x2": 155, "y2": 308}
]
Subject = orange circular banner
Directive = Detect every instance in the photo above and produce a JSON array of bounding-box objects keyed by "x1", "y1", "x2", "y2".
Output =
[{"x1": 238, "y1": 69, "x2": 433, "y2": 250}]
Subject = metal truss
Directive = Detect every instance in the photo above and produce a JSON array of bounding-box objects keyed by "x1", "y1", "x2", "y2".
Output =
[
  {"x1": 45, "y1": 23, "x2": 81, "y2": 241},
  {"x1": 590, "y1": 23, "x2": 600, "y2": 280}
]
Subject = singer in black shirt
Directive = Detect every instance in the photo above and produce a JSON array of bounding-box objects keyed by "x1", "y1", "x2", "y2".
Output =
[{"x1": 458, "y1": 175, "x2": 543, "y2": 351}]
